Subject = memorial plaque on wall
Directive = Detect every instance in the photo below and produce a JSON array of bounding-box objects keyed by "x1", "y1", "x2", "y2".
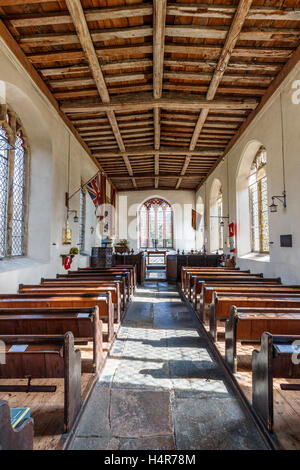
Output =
[{"x1": 280, "y1": 234, "x2": 293, "y2": 248}]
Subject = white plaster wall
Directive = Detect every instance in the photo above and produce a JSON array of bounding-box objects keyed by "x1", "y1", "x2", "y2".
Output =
[
  {"x1": 196, "y1": 60, "x2": 300, "y2": 284},
  {"x1": 116, "y1": 189, "x2": 196, "y2": 252},
  {"x1": 0, "y1": 39, "x2": 99, "y2": 293}
]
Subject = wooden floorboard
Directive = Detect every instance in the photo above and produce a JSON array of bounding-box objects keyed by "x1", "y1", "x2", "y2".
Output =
[
  {"x1": 0, "y1": 341, "x2": 110, "y2": 450},
  {"x1": 202, "y1": 315, "x2": 300, "y2": 450}
]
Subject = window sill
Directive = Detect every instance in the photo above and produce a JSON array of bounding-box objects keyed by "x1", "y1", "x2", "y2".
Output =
[
  {"x1": 0, "y1": 257, "x2": 48, "y2": 273},
  {"x1": 239, "y1": 253, "x2": 270, "y2": 263}
]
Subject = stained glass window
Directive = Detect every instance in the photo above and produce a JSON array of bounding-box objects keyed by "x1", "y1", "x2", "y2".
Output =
[
  {"x1": 0, "y1": 117, "x2": 29, "y2": 259},
  {"x1": 249, "y1": 147, "x2": 269, "y2": 253},
  {"x1": 139, "y1": 198, "x2": 173, "y2": 249}
]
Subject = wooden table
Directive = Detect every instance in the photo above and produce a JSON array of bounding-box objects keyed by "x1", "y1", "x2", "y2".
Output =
[{"x1": 147, "y1": 251, "x2": 167, "y2": 265}]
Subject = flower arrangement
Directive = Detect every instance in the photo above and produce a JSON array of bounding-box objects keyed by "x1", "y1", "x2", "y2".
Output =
[
  {"x1": 114, "y1": 239, "x2": 130, "y2": 253},
  {"x1": 117, "y1": 239, "x2": 129, "y2": 248}
]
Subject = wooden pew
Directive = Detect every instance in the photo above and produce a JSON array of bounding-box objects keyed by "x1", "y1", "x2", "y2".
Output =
[
  {"x1": 0, "y1": 292, "x2": 114, "y2": 343},
  {"x1": 0, "y1": 307, "x2": 103, "y2": 374},
  {"x1": 77, "y1": 268, "x2": 133, "y2": 294},
  {"x1": 70, "y1": 268, "x2": 132, "y2": 297},
  {"x1": 0, "y1": 400, "x2": 34, "y2": 450},
  {"x1": 58, "y1": 273, "x2": 130, "y2": 303},
  {"x1": 79, "y1": 265, "x2": 137, "y2": 294},
  {"x1": 0, "y1": 333, "x2": 81, "y2": 433},
  {"x1": 201, "y1": 285, "x2": 300, "y2": 322},
  {"x1": 20, "y1": 283, "x2": 121, "y2": 323},
  {"x1": 181, "y1": 267, "x2": 244, "y2": 297},
  {"x1": 210, "y1": 292, "x2": 300, "y2": 341},
  {"x1": 225, "y1": 306, "x2": 300, "y2": 373},
  {"x1": 182, "y1": 267, "x2": 244, "y2": 295},
  {"x1": 43, "y1": 277, "x2": 125, "y2": 313},
  {"x1": 194, "y1": 277, "x2": 281, "y2": 315},
  {"x1": 252, "y1": 332, "x2": 300, "y2": 432},
  {"x1": 181, "y1": 266, "x2": 241, "y2": 293},
  {"x1": 186, "y1": 273, "x2": 265, "y2": 301}
]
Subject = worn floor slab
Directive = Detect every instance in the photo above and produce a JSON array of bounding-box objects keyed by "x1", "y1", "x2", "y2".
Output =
[{"x1": 69, "y1": 282, "x2": 267, "y2": 450}]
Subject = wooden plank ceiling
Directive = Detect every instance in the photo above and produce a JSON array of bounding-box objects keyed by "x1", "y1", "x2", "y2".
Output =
[{"x1": 1, "y1": 0, "x2": 300, "y2": 191}]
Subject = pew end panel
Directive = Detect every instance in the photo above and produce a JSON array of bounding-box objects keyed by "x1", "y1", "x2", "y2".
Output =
[
  {"x1": 0, "y1": 333, "x2": 82, "y2": 434},
  {"x1": 64, "y1": 332, "x2": 82, "y2": 434},
  {"x1": 0, "y1": 400, "x2": 34, "y2": 450},
  {"x1": 225, "y1": 306, "x2": 239, "y2": 374},
  {"x1": 252, "y1": 333, "x2": 300, "y2": 432}
]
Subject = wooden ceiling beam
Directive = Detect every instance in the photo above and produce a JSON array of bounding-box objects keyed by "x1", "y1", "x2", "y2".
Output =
[
  {"x1": 8, "y1": 5, "x2": 153, "y2": 28},
  {"x1": 0, "y1": 17, "x2": 113, "y2": 187},
  {"x1": 40, "y1": 60, "x2": 153, "y2": 77},
  {"x1": 167, "y1": 4, "x2": 300, "y2": 21},
  {"x1": 19, "y1": 26, "x2": 153, "y2": 47},
  {"x1": 189, "y1": 0, "x2": 253, "y2": 152},
  {"x1": 164, "y1": 72, "x2": 273, "y2": 85},
  {"x1": 28, "y1": 45, "x2": 291, "y2": 64},
  {"x1": 153, "y1": 0, "x2": 167, "y2": 190},
  {"x1": 111, "y1": 174, "x2": 204, "y2": 180},
  {"x1": 177, "y1": 0, "x2": 252, "y2": 190},
  {"x1": 197, "y1": 41, "x2": 300, "y2": 192},
  {"x1": 164, "y1": 59, "x2": 281, "y2": 75},
  {"x1": 18, "y1": 26, "x2": 300, "y2": 48},
  {"x1": 61, "y1": 94, "x2": 257, "y2": 114},
  {"x1": 165, "y1": 25, "x2": 300, "y2": 42},
  {"x1": 8, "y1": 4, "x2": 300, "y2": 28},
  {"x1": 49, "y1": 73, "x2": 149, "y2": 88},
  {"x1": 117, "y1": 185, "x2": 199, "y2": 192},
  {"x1": 64, "y1": 0, "x2": 109, "y2": 102},
  {"x1": 93, "y1": 146, "x2": 222, "y2": 158},
  {"x1": 64, "y1": 0, "x2": 136, "y2": 189},
  {"x1": 28, "y1": 45, "x2": 153, "y2": 64}
]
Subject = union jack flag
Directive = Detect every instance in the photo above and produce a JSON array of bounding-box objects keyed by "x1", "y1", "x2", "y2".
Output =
[{"x1": 86, "y1": 173, "x2": 101, "y2": 208}]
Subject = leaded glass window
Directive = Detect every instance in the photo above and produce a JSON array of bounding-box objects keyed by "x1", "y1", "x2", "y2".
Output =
[
  {"x1": 139, "y1": 198, "x2": 174, "y2": 249},
  {"x1": 249, "y1": 147, "x2": 269, "y2": 253},
  {"x1": 11, "y1": 132, "x2": 26, "y2": 256},
  {"x1": 0, "y1": 126, "x2": 9, "y2": 258},
  {"x1": 217, "y1": 189, "x2": 223, "y2": 251},
  {"x1": 0, "y1": 115, "x2": 29, "y2": 259}
]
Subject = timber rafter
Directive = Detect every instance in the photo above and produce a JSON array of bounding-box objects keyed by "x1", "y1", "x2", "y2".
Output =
[{"x1": 0, "y1": 1, "x2": 300, "y2": 191}]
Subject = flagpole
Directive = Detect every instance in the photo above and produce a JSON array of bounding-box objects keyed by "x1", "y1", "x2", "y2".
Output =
[{"x1": 67, "y1": 171, "x2": 101, "y2": 203}]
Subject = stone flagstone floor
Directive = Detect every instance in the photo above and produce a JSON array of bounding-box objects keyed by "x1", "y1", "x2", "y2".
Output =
[{"x1": 69, "y1": 281, "x2": 267, "y2": 450}]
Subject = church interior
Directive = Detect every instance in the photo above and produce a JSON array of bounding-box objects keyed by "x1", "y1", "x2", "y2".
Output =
[{"x1": 1, "y1": 0, "x2": 300, "y2": 452}]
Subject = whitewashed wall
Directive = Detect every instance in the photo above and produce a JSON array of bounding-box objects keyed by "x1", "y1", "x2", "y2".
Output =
[
  {"x1": 196, "y1": 60, "x2": 300, "y2": 284},
  {"x1": 116, "y1": 189, "x2": 196, "y2": 252},
  {"x1": 0, "y1": 39, "x2": 99, "y2": 293}
]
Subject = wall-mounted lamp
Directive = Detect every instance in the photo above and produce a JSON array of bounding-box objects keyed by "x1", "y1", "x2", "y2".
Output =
[
  {"x1": 210, "y1": 215, "x2": 229, "y2": 227},
  {"x1": 269, "y1": 191, "x2": 286, "y2": 213},
  {"x1": 67, "y1": 209, "x2": 79, "y2": 223}
]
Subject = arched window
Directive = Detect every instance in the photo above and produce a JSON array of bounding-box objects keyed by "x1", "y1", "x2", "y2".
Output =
[
  {"x1": 210, "y1": 179, "x2": 223, "y2": 253},
  {"x1": 139, "y1": 198, "x2": 173, "y2": 249},
  {"x1": 79, "y1": 187, "x2": 86, "y2": 253},
  {"x1": 0, "y1": 112, "x2": 29, "y2": 259},
  {"x1": 248, "y1": 147, "x2": 269, "y2": 253},
  {"x1": 217, "y1": 187, "x2": 223, "y2": 251}
]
